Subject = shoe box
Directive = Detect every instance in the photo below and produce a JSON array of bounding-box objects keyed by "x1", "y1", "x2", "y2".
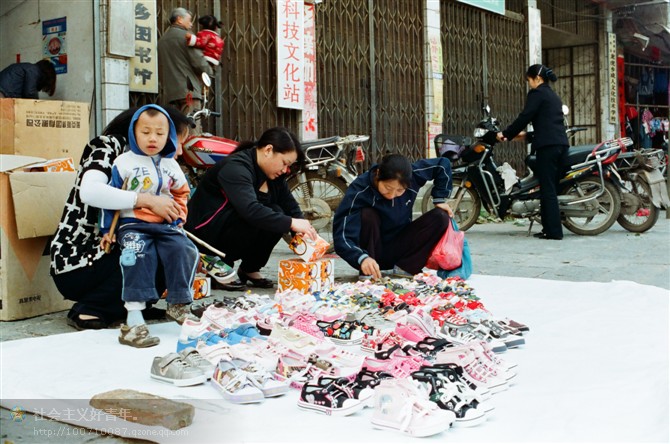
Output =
[
  {"x1": 161, "y1": 275, "x2": 211, "y2": 300},
  {"x1": 0, "y1": 99, "x2": 90, "y2": 320},
  {"x1": 277, "y1": 258, "x2": 335, "y2": 294}
]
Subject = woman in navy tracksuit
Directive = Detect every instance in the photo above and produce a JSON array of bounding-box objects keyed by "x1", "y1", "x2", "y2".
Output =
[
  {"x1": 333, "y1": 154, "x2": 453, "y2": 279},
  {"x1": 498, "y1": 64, "x2": 569, "y2": 240}
]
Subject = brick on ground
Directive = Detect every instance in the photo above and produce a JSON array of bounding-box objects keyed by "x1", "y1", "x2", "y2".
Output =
[{"x1": 90, "y1": 389, "x2": 194, "y2": 430}]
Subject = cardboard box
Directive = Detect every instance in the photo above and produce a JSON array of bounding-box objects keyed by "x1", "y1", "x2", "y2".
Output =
[
  {"x1": 0, "y1": 99, "x2": 89, "y2": 162},
  {"x1": 0, "y1": 155, "x2": 77, "y2": 320},
  {"x1": 278, "y1": 258, "x2": 334, "y2": 294},
  {"x1": 24, "y1": 157, "x2": 75, "y2": 172}
]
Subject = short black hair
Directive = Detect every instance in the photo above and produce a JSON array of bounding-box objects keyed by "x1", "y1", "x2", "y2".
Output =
[
  {"x1": 36, "y1": 60, "x2": 56, "y2": 96},
  {"x1": 377, "y1": 154, "x2": 412, "y2": 188},
  {"x1": 198, "y1": 15, "x2": 222, "y2": 31}
]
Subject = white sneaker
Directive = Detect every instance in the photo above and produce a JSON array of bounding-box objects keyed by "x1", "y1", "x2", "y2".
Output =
[
  {"x1": 179, "y1": 318, "x2": 214, "y2": 342},
  {"x1": 371, "y1": 377, "x2": 454, "y2": 437},
  {"x1": 231, "y1": 358, "x2": 289, "y2": 397},
  {"x1": 211, "y1": 359, "x2": 264, "y2": 404}
]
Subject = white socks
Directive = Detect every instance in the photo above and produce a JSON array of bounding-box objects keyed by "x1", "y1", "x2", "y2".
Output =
[{"x1": 125, "y1": 301, "x2": 147, "y2": 327}]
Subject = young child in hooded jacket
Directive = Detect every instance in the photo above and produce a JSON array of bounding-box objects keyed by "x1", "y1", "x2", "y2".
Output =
[
  {"x1": 185, "y1": 15, "x2": 224, "y2": 67},
  {"x1": 100, "y1": 104, "x2": 198, "y2": 348}
]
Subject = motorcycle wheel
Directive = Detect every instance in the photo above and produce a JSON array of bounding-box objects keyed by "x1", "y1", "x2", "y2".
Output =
[
  {"x1": 287, "y1": 172, "x2": 349, "y2": 244},
  {"x1": 420, "y1": 181, "x2": 481, "y2": 231},
  {"x1": 616, "y1": 178, "x2": 660, "y2": 233},
  {"x1": 561, "y1": 177, "x2": 621, "y2": 236}
]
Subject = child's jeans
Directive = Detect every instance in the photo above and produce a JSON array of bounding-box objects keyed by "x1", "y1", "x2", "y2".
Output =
[{"x1": 117, "y1": 223, "x2": 198, "y2": 304}]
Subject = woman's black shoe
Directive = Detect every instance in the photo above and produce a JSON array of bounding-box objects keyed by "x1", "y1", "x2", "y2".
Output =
[
  {"x1": 212, "y1": 279, "x2": 246, "y2": 291},
  {"x1": 66, "y1": 313, "x2": 109, "y2": 331},
  {"x1": 237, "y1": 270, "x2": 275, "y2": 288},
  {"x1": 534, "y1": 232, "x2": 562, "y2": 240}
]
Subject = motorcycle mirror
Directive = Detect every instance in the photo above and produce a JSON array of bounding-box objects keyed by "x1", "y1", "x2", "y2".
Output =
[
  {"x1": 202, "y1": 72, "x2": 212, "y2": 87},
  {"x1": 562, "y1": 105, "x2": 569, "y2": 116}
]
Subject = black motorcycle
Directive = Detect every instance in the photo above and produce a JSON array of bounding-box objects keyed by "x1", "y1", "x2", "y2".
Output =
[{"x1": 423, "y1": 105, "x2": 633, "y2": 236}]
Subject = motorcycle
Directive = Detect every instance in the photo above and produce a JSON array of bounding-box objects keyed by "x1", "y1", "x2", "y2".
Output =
[
  {"x1": 422, "y1": 104, "x2": 632, "y2": 236},
  {"x1": 180, "y1": 73, "x2": 369, "y2": 241},
  {"x1": 613, "y1": 147, "x2": 669, "y2": 232}
]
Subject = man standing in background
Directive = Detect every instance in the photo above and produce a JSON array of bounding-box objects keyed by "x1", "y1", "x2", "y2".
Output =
[{"x1": 158, "y1": 7, "x2": 212, "y2": 128}]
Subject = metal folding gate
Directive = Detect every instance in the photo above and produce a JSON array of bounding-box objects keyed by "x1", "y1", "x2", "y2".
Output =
[
  {"x1": 132, "y1": 0, "x2": 425, "y2": 161},
  {"x1": 316, "y1": 0, "x2": 425, "y2": 162},
  {"x1": 441, "y1": 0, "x2": 528, "y2": 173},
  {"x1": 544, "y1": 44, "x2": 601, "y2": 145}
]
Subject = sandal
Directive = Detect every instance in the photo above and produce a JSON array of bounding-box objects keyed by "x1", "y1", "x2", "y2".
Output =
[{"x1": 118, "y1": 323, "x2": 159, "y2": 348}]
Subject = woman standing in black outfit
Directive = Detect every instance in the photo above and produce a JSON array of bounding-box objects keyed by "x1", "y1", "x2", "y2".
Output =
[
  {"x1": 185, "y1": 127, "x2": 317, "y2": 289},
  {"x1": 497, "y1": 64, "x2": 569, "y2": 240}
]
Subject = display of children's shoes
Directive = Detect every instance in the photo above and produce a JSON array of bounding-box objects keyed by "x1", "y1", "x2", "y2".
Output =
[{"x1": 118, "y1": 323, "x2": 160, "y2": 348}]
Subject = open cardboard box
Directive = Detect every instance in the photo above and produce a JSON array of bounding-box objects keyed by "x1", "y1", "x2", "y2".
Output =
[
  {"x1": 0, "y1": 98, "x2": 88, "y2": 320},
  {"x1": 0, "y1": 155, "x2": 77, "y2": 320},
  {"x1": 0, "y1": 99, "x2": 89, "y2": 161}
]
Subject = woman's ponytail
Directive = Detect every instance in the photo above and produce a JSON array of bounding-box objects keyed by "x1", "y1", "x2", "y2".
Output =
[{"x1": 526, "y1": 64, "x2": 558, "y2": 82}]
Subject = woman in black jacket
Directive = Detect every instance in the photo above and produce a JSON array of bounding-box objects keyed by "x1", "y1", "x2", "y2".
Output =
[
  {"x1": 497, "y1": 64, "x2": 569, "y2": 240},
  {"x1": 185, "y1": 127, "x2": 317, "y2": 289}
]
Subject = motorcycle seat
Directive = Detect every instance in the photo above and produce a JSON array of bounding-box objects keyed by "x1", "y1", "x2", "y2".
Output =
[{"x1": 525, "y1": 144, "x2": 598, "y2": 171}]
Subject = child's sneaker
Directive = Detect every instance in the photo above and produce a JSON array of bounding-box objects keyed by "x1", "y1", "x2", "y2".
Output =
[
  {"x1": 411, "y1": 372, "x2": 487, "y2": 427},
  {"x1": 211, "y1": 359, "x2": 264, "y2": 404},
  {"x1": 406, "y1": 308, "x2": 437, "y2": 337},
  {"x1": 371, "y1": 377, "x2": 453, "y2": 437},
  {"x1": 297, "y1": 379, "x2": 364, "y2": 416},
  {"x1": 118, "y1": 323, "x2": 160, "y2": 348},
  {"x1": 167, "y1": 303, "x2": 199, "y2": 325},
  {"x1": 150, "y1": 352, "x2": 207, "y2": 387},
  {"x1": 178, "y1": 347, "x2": 216, "y2": 379},
  {"x1": 231, "y1": 358, "x2": 289, "y2": 397},
  {"x1": 288, "y1": 312, "x2": 325, "y2": 340},
  {"x1": 200, "y1": 254, "x2": 238, "y2": 284}
]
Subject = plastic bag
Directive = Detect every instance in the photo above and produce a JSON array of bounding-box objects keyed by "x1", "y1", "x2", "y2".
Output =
[
  {"x1": 436, "y1": 220, "x2": 472, "y2": 280},
  {"x1": 426, "y1": 219, "x2": 464, "y2": 270}
]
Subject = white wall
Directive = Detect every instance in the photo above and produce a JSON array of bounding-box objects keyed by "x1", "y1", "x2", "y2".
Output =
[{"x1": 0, "y1": 0, "x2": 95, "y2": 127}]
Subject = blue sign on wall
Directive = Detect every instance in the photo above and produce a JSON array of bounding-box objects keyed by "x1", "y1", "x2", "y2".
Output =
[{"x1": 457, "y1": 0, "x2": 505, "y2": 16}]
